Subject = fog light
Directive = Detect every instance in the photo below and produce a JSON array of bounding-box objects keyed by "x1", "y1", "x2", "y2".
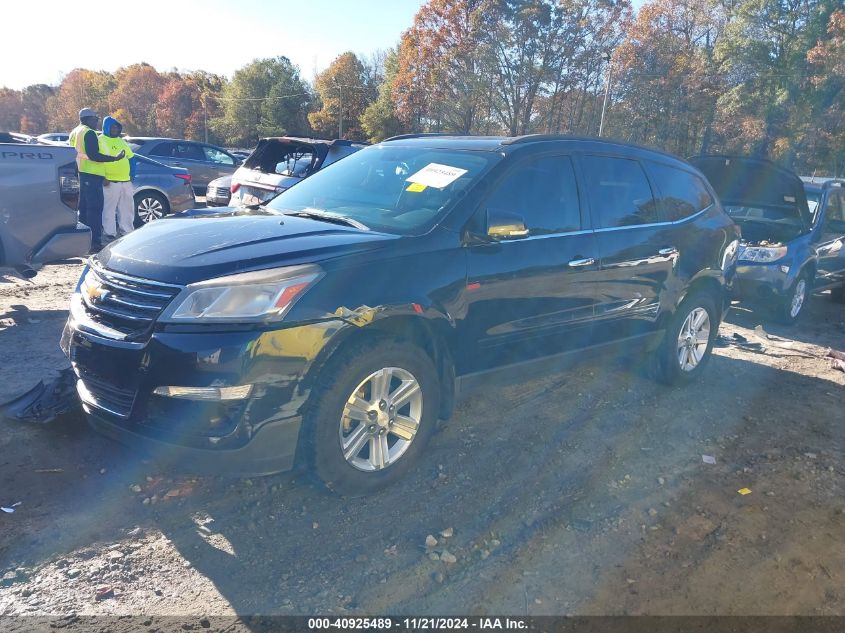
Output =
[
  {"x1": 780, "y1": 265, "x2": 790, "y2": 274},
  {"x1": 153, "y1": 385, "x2": 253, "y2": 401}
]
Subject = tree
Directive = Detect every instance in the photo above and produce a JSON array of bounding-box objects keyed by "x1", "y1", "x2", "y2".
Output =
[
  {"x1": 46, "y1": 69, "x2": 114, "y2": 132},
  {"x1": 611, "y1": 0, "x2": 724, "y2": 156},
  {"x1": 156, "y1": 77, "x2": 200, "y2": 140},
  {"x1": 20, "y1": 84, "x2": 54, "y2": 134},
  {"x1": 806, "y1": 9, "x2": 845, "y2": 175},
  {"x1": 361, "y1": 49, "x2": 406, "y2": 142},
  {"x1": 109, "y1": 63, "x2": 166, "y2": 135},
  {"x1": 309, "y1": 52, "x2": 375, "y2": 140},
  {"x1": 0, "y1": 88, "x2": 22, "y2": 131},
  {"x1": 393, "y1": 0, "x2": 498, "y2": 134},
  {"x1": 213, "y1": 57, "x2": 312, "y2": 147},
  {"x1": 711, "y1": 0, "x2": 842, "y2": 165}
]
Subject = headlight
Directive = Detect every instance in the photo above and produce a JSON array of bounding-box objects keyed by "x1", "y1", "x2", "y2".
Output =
[
  {"x1": 737, "y1": 245, "x2": 788, "y2": 263},
  {"x1": 159, "y1": 264, "x2": 323, "y2": 323}
]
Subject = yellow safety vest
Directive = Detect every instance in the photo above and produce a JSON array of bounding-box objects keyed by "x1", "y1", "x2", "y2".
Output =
[
  {"x1": 99, "y1": 134, "x2": 134, "y2": 181},
  {"x1": 68, "y1": 124, "x2": 106, "y2": 177}
]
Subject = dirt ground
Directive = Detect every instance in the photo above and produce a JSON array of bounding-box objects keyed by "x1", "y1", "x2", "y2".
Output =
[{"x1": 0, "y1": 260, "x2": 843, "y2": 627}]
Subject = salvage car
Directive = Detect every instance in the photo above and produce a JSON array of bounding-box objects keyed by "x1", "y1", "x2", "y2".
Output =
[
  {"x1": 0, "y1": 142, "x2": 90, "y2": 275},
  {"x1": 230, "y1": 137, "x2": 365, "y2": 206},
  {"x1": 62, "y1": 135, "x2": 739, "y2": 495},
  {"x1": 691, "y1": 156, "x2": 844, "y2": 322}
]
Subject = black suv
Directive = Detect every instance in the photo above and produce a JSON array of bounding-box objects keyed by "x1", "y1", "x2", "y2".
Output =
[{"x1": 61, "y1": 135, "x2": 740, "y2": 495}]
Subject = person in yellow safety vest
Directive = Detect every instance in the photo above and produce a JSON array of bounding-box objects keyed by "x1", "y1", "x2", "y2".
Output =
[
  {"x1": 99, "y1": 116, "x2": 137, "y2": 241},
  {"x1": 68, "y1": 108, "x2": 125, "y2": 251}
]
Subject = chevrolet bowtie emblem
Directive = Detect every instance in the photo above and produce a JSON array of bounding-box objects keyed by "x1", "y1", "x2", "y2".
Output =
[{"x1": 85, "y1": 282, "x2": 108, "y2": 303}]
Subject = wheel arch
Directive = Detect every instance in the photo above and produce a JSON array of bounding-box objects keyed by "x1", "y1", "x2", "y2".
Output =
[
  {"x1": 133, "y1": 187, "x2": 171, "y2": 211},
  {"x1": 303, "y1": 313, "x2": 457, "y2": 421}
]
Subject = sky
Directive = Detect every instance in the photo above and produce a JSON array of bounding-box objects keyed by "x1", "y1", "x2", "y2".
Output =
[{"x1": 0, "y1": 0, "x2": 429, "y2": 89}]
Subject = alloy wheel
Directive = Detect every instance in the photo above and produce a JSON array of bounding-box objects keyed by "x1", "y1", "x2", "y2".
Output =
[
  {"x1": 789, "y1": 278, "x2": 806, "y2": 318},
  {"x1": 339, "y1": 367, "x2": 423, "y2": 472},
  {"x1": 137, "y1": 197, "x2": 165, "y2": 222},
  {"x1": 676, "y1": 307, "x2": 710, "y2": 372}
]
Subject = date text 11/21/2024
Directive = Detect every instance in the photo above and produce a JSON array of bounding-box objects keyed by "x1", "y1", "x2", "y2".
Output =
[{"x1": 307, "y1": 618, "x2": 528, "y2": 630}]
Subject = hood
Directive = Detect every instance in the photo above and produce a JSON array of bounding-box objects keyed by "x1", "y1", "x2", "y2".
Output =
[
  {"x1": 689, "y1": 155, "x2": 812, "y2": 229},
  {"x1": 102, "y1": 116, "x2": 122, "y2": 138},
  {"x1": 94, "y1": 208, "x2": 398, "y2": 285}
]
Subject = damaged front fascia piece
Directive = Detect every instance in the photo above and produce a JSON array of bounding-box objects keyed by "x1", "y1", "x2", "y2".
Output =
[{"x1": 0, "y1": 368, "x2": 81, "y2": 424}]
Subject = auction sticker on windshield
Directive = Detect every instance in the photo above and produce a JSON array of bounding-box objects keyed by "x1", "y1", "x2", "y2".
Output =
[{"x1": 406, "y1": 163, "x2": 467, "y2": 189}]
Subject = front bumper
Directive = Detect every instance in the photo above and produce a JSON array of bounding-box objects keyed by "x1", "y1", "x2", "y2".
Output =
[
  {"x1": 732, "y1": 261, "x2": 795, "y2": 302},
  {"x1": 30, "y1": 223, "x2": 91, "y2": 264},
  {"x1": 62, "y1": 313, "x2": 345, "y2": 475}
]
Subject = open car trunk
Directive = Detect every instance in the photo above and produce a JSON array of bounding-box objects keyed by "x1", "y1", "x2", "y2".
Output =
[
  {"x1": 689, "y1": 155, "x2": 812, "y2": 245},
  {"x1": 234, "y1": 138, "x2": 364, "y2": 205}
]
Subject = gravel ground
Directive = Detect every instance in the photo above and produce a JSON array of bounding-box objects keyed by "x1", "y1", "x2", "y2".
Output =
[{"x1": 0, "y1": 261, "x2": 843, "y2": 628}]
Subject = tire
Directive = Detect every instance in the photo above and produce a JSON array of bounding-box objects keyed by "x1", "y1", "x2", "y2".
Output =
[
  {"x1": 774, "y1": 271, "x2": 810, "y2": 325},
  {"x1": 307, "y1": 336, "x2": 440, "y2": 496},
  {"x1": 134, "y1": 191, "x2": 169, "y2": 227},
  {"x1": 653, "y1": 291, "x2": 718, "y2": 386}
]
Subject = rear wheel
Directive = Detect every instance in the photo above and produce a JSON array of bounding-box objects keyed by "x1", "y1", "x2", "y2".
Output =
[
  {"x1": 653, "y1": 291, "x2": 717, "y2": 385},
  {"x1": 307, "y1": 337, "x2": 440, "y2": 496},
  {"x1": 134, "y1": 191, "x2": 169, "y2": 227},
  {"x1": 775, "y1": 271, "x2": 810, "y2": 325}
]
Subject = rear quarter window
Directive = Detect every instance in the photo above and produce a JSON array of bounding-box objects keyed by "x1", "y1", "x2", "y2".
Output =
[{"x1": 647, "y1": 161, "x2": 714, "y2": 221}]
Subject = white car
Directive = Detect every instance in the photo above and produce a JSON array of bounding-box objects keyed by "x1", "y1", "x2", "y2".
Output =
[{"x1": 37, "y1": 133, "x2": 70, "y2": 145}]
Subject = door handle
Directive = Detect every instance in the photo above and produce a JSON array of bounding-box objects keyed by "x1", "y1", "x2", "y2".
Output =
[
  {"x1": 173, "y1": 162, "x2": 184, "y2": 167},
  {"x1": 568, "y1": 257, "x2": 595, "y2": 268},
  {"x1": 658, "y1": 247, "x2": 678, "y2": 256}
]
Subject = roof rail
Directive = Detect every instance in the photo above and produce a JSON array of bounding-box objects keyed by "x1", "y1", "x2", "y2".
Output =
[
  {"x1": 382, "y1": 133, "x2": 454, "y2": 142},
  {"x1": 501, "y1": 134, "x2": 576, "y2": 145}
]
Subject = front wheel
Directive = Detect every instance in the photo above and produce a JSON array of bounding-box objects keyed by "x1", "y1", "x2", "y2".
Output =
[
  {"x1": 654, "y1": 291, "x2": 717, "y2": 385},
  {"x1": 308, "y1": 337, "x2": 440, "y2": 496},
  {"x1": 775, "y1": 272, "x2": 810, "y2": 325}
]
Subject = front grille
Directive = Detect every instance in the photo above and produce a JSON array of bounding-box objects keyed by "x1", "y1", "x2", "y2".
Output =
[
  {"x1": 77, "y1": 371, "x2": 137, "y2": 418},
  {"x1": 210, "y1": 187, "x2": 230, "y2": 199},
  {"x1": 80, "y1": 267, "x2": 181, "y2": 339}
]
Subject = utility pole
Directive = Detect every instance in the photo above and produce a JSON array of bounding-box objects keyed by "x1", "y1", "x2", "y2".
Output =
[
  {"x1": 598, "y1": 53, "x2": 613, "y2": 138},
  {"x1": 338, "y1": 82, "x2": 344, "y2": 139}
]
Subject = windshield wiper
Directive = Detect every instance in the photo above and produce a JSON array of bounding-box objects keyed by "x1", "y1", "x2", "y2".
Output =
[{"x1": 284, "y1": 209, "x2": 369, "y2": 231}]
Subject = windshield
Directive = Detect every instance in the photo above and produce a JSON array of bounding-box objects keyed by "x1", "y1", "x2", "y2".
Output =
[
  {"x1": 265, "y1": 145, "x2": 499, "y2": 235},
  {"x1": 805, "y1": 190, "x2": 821, "y2": 223}
]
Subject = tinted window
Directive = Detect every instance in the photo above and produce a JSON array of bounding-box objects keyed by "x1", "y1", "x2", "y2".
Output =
[
  {"x1": 487, "y1": 155, "x2": 581, "y2": 234},
  {"x1": 149, "y1": 142, "x2": 174, "y2": 157},
  {"x1": 647, "y1": 161, "x2": 713, "y2": 221},
  {"x1": 203, "y1": 146, "x2": 234, "y2": 165},
  {"x1": 581, "y1": 155, "x2": 658, "y2": 228},
  {"x1": 175, "y1": 143, "x2": 205, "y2": 161}
]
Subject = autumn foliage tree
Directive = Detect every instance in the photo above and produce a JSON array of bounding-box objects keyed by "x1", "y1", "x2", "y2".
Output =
[
  {"x1": 46, "y1": 69, "x2": 114, "y2": 131},
  {"x1": 309, "y1": 52, "x2": 376, "y2": 140},
  {"x1": 611, "y1": 0, "x2": 724, "y2": 156}
]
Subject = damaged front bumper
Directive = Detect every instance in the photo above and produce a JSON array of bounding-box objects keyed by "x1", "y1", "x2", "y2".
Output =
[
  {"x1": 732, "y1": 259, "x2": 798, "y2": 303},
  {"x1": 60, "y1": 313, "x2": 345, "y2": 476}
]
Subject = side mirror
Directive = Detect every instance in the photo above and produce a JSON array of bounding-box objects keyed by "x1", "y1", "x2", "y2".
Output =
[{"x1": 487, "y1": 209, "x2": 529, "y2": 239}]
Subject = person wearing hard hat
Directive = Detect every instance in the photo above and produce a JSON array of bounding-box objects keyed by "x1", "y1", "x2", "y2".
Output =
[
  {"x1": 68, "y1": 108, "x2": 125, "y2": 251},
  {"x1": 99, "y1": 116, "x2": 137, "y2": 241}
]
